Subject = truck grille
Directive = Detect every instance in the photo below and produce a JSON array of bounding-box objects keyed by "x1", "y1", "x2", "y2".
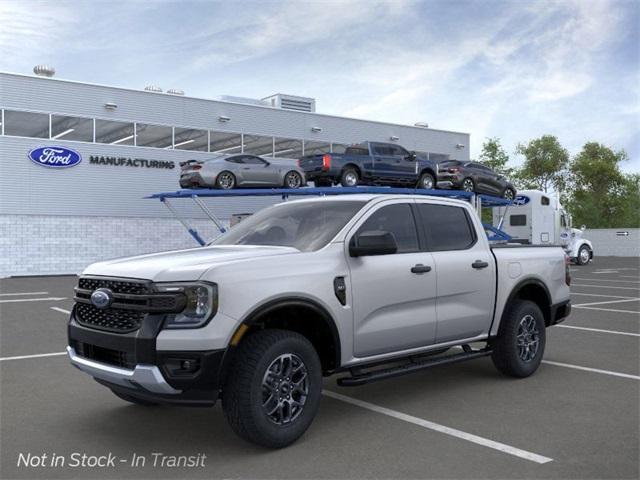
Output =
[
  {"x1": 78, "y1": 277, "x2": 151, "y2": 295},
  {"x1": 75, "y1": 303, "x2": 144, "y2": 333}
]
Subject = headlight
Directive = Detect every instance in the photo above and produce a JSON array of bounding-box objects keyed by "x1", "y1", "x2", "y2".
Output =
[{"x1": 156, "y1": 282, "x2": 218, "y2": 328}]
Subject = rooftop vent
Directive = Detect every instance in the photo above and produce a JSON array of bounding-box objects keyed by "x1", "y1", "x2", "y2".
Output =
[
  {"x1": 33, "y1": 65, "x2": 55, "y2": 77},
  {"x1": 414, "y1": 122, "x2": 429, "y2": 128},
  {"x1": 167, "y1": 89, "x2": 184, "y2": 96},
  {"x1": 144, "y1": 85, "x2": 163, "y2": 93},
  {"x1": 262, "y1": 94, "x2": 316, "y2": 113}
]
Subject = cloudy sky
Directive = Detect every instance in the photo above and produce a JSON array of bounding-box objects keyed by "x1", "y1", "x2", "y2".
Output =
[{"x1": 1, "y1": 0, "x2": 638, "y2": 171}]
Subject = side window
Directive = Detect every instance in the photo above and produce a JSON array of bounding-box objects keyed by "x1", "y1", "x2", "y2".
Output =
[
  {"x1": 242, "y1": 156, "x2": 266, "y2": 165},
  {"x1": 541, "y1": 196, "x2": 550, "y2": 205},
  {"x1": 510, "y1": 215, "x2": 527, "y2": 226},
  {"x1": 417, "y1": 204, "x2": 476, "y2": 251},
  {"x1": 389, "y1": 145, "x2": 409, "y2": 157},
  {"x1": 226, "y1": 156, "x2": 244, "y2": 164},
  {"x1": 356, "y1": 204, "x2": 419, "y2": 253}
]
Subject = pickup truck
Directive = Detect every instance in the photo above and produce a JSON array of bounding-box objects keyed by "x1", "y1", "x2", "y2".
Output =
[
  {"x1": 67, "y1": 193, "x2": 571, "y2": 448},
  {"x1": 298, "y1": 141, "x2": 440, "y2": 189}
]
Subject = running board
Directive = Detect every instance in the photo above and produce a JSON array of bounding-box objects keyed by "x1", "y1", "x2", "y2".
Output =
[{"x1": 337, "y1": 347, "x2": 493, "y2": 387}]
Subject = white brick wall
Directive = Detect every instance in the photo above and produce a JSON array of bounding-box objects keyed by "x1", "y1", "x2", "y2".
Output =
[{"x1": 0, "y1": 214, "x2": 227, "y2": 277}]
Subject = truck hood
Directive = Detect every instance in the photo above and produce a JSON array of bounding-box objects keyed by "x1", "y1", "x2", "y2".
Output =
[{"x1": 82, "y1": 245, "x2": 300, "y2": 282}]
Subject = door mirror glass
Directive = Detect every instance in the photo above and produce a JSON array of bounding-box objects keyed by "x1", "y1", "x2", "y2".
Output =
[{"x1": 349, "y1": 230, "x2": 398, "y2": 257}]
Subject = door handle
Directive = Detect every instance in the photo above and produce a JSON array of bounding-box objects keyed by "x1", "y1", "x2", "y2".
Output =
[
  {"x1": 242, "y1": 167, "x2": 251, "y2": 170},
  {"x1": 472, "y1": 260, "x2": 489, "y2": 269},
  {"x1": 411, "y1": 264, "x2": 432, "y2": 274}
]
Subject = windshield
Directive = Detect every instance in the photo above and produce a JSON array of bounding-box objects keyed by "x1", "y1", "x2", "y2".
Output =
[{"x1": 210, "y1": 200, "x2": 366, "y2": 252}]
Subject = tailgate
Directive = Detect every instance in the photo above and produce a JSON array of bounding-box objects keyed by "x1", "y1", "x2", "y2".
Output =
[{"x1": 298, "y1": 154, "x2": 326, "y2": 172}]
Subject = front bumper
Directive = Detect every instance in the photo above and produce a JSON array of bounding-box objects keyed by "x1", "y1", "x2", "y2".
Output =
[
  {"x1": 68, "y1": 310, "x2": 227, "y2": 406},
  {"x1": 67, "y1": 346, "x2": 180, "y2": 394}
]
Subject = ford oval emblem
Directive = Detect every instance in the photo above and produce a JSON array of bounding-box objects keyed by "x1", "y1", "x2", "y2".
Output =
[
  {"x1": 28, "y1": 146, "x2": 82, "y2": 168},
  {"x1": 513, "y1": 195, "x2": 530, "y2": 206},
  {"x1": 90, "y1": 288, "x2": 113, "y2": 309}
]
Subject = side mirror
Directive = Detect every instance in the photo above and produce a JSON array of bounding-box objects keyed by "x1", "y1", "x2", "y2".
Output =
[
  {"x1": 407, "y1": 151, "x2": 417, "y2": 161},
  {"x1": 264, "y1": 161, "x2": 270, "y2": 167},
  {"x1": 349, "y1": 230, "x2": 398, "y2": 257},
  {"x1": 581, "y1": 225, "x2": 586, "y2": 231}
]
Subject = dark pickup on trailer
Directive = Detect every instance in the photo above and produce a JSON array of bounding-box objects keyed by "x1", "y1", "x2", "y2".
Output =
[{"x1": 298, "y1": 141, "x2": 444, "y2": 189}]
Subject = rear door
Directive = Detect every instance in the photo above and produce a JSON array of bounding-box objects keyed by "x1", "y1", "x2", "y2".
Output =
[
  {"x1": 370, "y1": 143, "x2": 396, "y2": 180},
  {"x1": 415, "y1": 201, "x2": 495, "y2": 343},
  {"x1": 347, "y1": 201, "x2": 437, "y2": 357}
]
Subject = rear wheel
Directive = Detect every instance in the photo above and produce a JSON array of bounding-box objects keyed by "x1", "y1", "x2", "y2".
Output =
[
  {"x1": 216, "y1": 171, "x2": 236, "y2": 189},
  {"x1": 111, "y1": 390, "x2": 158, "y2": 406},
  {"x1": 417, "y1": 172, "x2": 435, "y2": 189},
  {"x1": 340, "y1": 168, "x2": 359, "y2": 187},
  {"x1": 576, "y1": 245, "x2": 591, "y2": 265},
  {"x1": 462, "y1": 177, "x2": 475, "y2": 192},
  {"x1": 222, "y1": 329, "x2": 322, "y2": 448},
  {"x1": 284, "y1": 171, "x2": 303, "y2": 189},
  {"x1": 491, "y1": 300, "x2": 546, "y2": 378},
  {"x1": 503, "y1": 188, "x2": 516, "y2": 201}
]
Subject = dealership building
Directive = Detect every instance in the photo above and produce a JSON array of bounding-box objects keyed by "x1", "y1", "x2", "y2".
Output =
[{"x1": 0, "y1": 69, "x2": 470, "y2": 277}]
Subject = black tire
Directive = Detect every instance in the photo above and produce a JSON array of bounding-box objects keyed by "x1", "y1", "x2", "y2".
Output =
[
  {"x1": 491, "y1": 300, "x2": 546, "y2": 378},
  {"x1": 461, "y1": 177, "x2": 475, "y2": 192},
  {"x1": 340, "y1": 168, "x2": 359, "y2": 187},
  {"x1": 111, "y1": 390, "x2": 159, "y2": 406},
  {"x1": 576, "y1": 245, "x2": 591, "y2": 265},
  {"x1": 222, "y1": 329, "x2": 322, "y2": 448},
  {"x1": 417, "y1": 172, "x2": 435, "y2": 189},
  {"x1": 216, "y1": 171, "x2": 236, "y2": 189},
  {"x1": 283, "y1": 171, "x2": 303, "y2": 189},
  {"x1": 503, "y1": 188, "x2": 516, "y2": 201}
]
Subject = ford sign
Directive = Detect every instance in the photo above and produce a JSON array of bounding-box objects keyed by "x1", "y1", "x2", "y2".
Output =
[
  {"x1": 513, "y1": 195, "x2": 530, "y2": 206},
  {"x1": 28, "y1": 146, "x2": 82, "y2": 168}
]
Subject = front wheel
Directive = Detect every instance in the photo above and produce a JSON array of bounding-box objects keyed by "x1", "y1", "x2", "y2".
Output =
[
  {"x1": 417, "y1": 172, "x2": 435, "y2": 189},
  {"x1": 284, "y1": 171, "x2": 303, "y2": 189},
  {"x1": 491, "y1": 300, "x2": 546, "y2": 378},
  {"x1": 576, "y1": 245, "x2": 591, "y2": 265},
  {"x1": 222, "y1": 330, "x2": 322, "y2": 448},
  {"x1": 503, "y1": 188, "x2": 516, "y2": 201}
]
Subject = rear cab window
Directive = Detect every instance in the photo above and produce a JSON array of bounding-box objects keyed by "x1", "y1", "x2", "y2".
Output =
[{"x1": 416, "y1": 203, "x2": 476, "y2": 251}]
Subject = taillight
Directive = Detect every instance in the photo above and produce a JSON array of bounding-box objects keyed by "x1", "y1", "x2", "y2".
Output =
[
  {"x1": 322, "y1": 154, "x2": 332, "y2": 171},
  {"x1": 565, "y1": 255, "x2": 571, "y2": 286},
  {"x1": 448, "y1": 167, "x2": 460, "y2": 173},
  {"x1": 297, "y1": 159, "x2": 301, "y2": 167},
  {"x1": 192, "y1": 165, "x2": 202, "y2": 171}
]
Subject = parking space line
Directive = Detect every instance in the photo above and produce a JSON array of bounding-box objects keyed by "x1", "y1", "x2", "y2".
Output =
[
  {"x1": 572, "y1": 306, "x2": 640, "y2": 314},
  {"x1": 571, "y1": 284, "x2": 640, "y2": 291},
  {"x1": 322, "y1": 390, "x2": 553, "y2": 464},
  {"x1": 555, "y1": 325, "x2": 640, "y2": 337},
  {"x1": 0, "y1": 291, "x2": 49, "y2": 296},
  {"x1": 0, "y1": 352, "x2": 67, "y2": 362},
  {"x1": 573, "y1": 298, "x2": 640, "y2": 307},
  {"x1": 0, "y1": 297, "x2": 67, "y2": 304},
  {"x1": 542, "y1": 361, "x2": 640, "y2": 380},
  {"x1": 573, "y1": 278, "x2": 639, "y2": 284},
  {"x1": 571, "y1": 292, "x2": 638, "y2": 299},
  {"x1": 620, "y1": 275, "x2": 640, "y2": 279},
  {"x1": 51, "y1": 307, "x2": 71, "y2": 314}
]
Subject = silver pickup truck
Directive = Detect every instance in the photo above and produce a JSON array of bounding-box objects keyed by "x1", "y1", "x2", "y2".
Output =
[{"x1": 67, "y1": 194, "x2": 571, "y2": 448}]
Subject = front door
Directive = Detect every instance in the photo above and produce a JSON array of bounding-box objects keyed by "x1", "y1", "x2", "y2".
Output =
[
  {"x1": 415, "y1": 201, "x2": 495, "y2": 343},
  {"x1": 347, "y1": 202, "x2": 437, "y2": 357}
]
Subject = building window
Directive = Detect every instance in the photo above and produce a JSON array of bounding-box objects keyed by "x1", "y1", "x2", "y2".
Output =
[
  {"x1": 51, "y1": 114, "x2": 93, "y2": 142},
  {"x1": 303, "y1": 141, "x2": 331, "y2": 155},
  {"x1": 173, "y1": 127, "x2": 208, "y2": 151},
  {"x1": 3, "y1": 110, "x2": 49, "y2": 138},
  {"x1": 244, "y1": 134, "x2": 274, "y2": 156},
  {"x1": 210, "y1": 131, "x2": 243, "y2": 154},
  {"x1": 429, "y1": 153, "x2": 450, "y2": 163},
  {"x1": 273, "y1": 137, "x2": 303, "y2": 159},
  {"x1": 95, "y1": 119, "x2": 135, "y2": 145},
  {"x1": 135, "y1": 123, "x2": 173, "y2": 148}
]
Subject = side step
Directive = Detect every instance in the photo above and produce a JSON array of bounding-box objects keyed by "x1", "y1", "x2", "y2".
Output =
[{"x1": 337, "y1": 346, "x2": 492, "y2": 387}]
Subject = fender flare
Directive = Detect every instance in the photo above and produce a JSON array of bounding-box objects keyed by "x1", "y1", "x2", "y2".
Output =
[
  {"x1": 492, "y1": 277, "x2": 552, "y2": 335},
  {"x1": 240, "y1": 296, "x2": 342, "y2": 368}
]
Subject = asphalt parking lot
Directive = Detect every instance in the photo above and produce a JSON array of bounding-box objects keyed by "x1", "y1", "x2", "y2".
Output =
[{"x1": 1, "y1": 256, "x2": 638, "y2": 480}]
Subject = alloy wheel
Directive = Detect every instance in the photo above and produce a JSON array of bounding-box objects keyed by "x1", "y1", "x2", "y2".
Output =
[
  {"x1": 462, "y1": 179, "x2": 474, "y2": 192},
  {"x1": 218, "y1": 172, "x2": 235, "y2": 189},
  {"x1": 516, "y1": 314, "x2": 540, "y2": 362},
  {"x1": 286, "y1": 172, "x2": 302, "y2": 189},
  {"x1": 504, "y1": 189, "x2": 515, "y2": 200},
  {"x1": 580, "y1": 247, "x2": 590, "y2": 264},
  {"x1": 261, "y1": 353, "x2": 309, "y2": 425},
  {"x1": 344, "y1": 172, "x2": 358, "y2": 186}
]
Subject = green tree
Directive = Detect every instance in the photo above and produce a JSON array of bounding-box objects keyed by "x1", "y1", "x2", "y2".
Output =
[
  {"x1": 515, "y1": 135, "x2": 569, "y2": 193},
  {"x1": 565, "y1": 142, "x2": 638, "y2": 228},
  {"x1": 479, "y1": 137, "x2": 511, "y2": 175}
]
